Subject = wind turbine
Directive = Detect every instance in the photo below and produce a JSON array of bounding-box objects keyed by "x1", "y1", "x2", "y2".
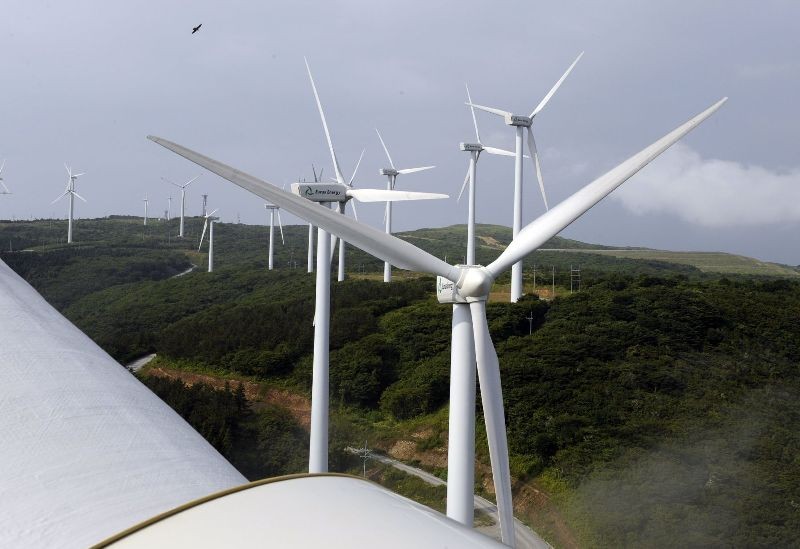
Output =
[
  {"x1": 198, "y1": 209, "x2": 219, "y2": 273},
  {"x1": 142, "y1": 194, "x2": 149, "y2": 226},
  {"x1": 264, "y1": 203, "x2": 284, "y2": 270},
  {"x1": 167, "y1": 195, "x2": 173, "y2": 222},
  {"x1": 306, "y1": 165, "x2": 324, "y2": 274},
  {"x1": 150, "y1": 94, "x2": 726, "y2": 546},
  {"x1": 468, "y1": 52, "x2": 584, "y2": 302},
  {"x1": 163, "y1": 175, "x2": 199, "y2": 237},
  {"x1": 0, "y1": 160, "x2": 10, "y2": 196},
  {"x1": 458, "y1": 84, "x2": 519, "y2": 266},
  {"x1": 375, "y1": 129, "x2": 435, "y2": 282},
  {"x1": 51, "y1": 164, "x2": 86, "y2": 244}
]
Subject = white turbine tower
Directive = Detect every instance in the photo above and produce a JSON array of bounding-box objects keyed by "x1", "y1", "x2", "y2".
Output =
[
  {"x1": 150, "y1": 94, "x2": 726, "y2": 546},
  {"x1": 468, "y1": 52, "x2": 584, "y2": 302},
  {"x1": 52, "y1": 164, "x2": 86, "y2": 244},
  {"x1": 306, "y1": 165, "x2": 324, "y2": 274},
  {"x1": 375, "y1": 129, "x2": 435, "y2": 283},
  {"x1": 198, "y1": 209, "x2": 219, "y2": 273},
  {"x1": 142, "y1": 194, "x2": 149, "y2": 226},
  {"x1": 458, "y1": 84, "x2": 520, "y2": 266},
  {"x1": 0, "y1": 160, "x2": 10, "y2": 196},
  {"x1": 163, "y1": 175, "x2": 199, "y2": 237},
  {"x1": 167, "y1": 195, "x2": 173, "y2": 222},
  {"x1": 264, "y1": 203, "x2": 284, "y2": 270}
]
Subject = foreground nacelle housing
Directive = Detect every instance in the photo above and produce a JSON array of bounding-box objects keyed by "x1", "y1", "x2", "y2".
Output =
[{"x1": 291, "y1": 182, "x2": 348, "y2": 202}]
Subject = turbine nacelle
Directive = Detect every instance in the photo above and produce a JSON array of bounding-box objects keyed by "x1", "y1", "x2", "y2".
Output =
[
  {"x1": 505, "y1": 114, "x2": 532, "y2": 127},
  {"x1": 379, "y1": 168, "x2": 399, "y2": 177},
  {"x1": 291, "y1": 182, "x2": 348, "y2": 202},
  {"x1": 459, "y1": 143, "x2": 483, "y2": 152}
]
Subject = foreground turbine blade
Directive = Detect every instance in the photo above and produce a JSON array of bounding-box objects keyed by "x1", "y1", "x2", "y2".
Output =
[
  {"x1": 346, "y1": 188, "x2": 448, "y2": 203},
  {"x1": 530, "y1": 51, "x2": 585, "y2": 118},
  {"x1": 466, "y1": 102, "x2": 511, "y2": 119},
  {"x1": 304, "y1": 57, "x2": 345, "y2": 185},
  {"x1": 148, "y1": 136, "x2": 459, "y2": 280},
  {"x1": 375, "y1": 129, "x2": 395, "y2": 169},
  {"x1": 470, "y1": 301, "x2": 515, "y2": 547},
  {"x1": 397, "y1": 166, "x2": 435, "y2": 175},
  {"x1": 526, "y1": 127, "x2": 548, "y2": 210},
  {"x1": 487, "y1": 97, "x2": 728, "y2": 278}
]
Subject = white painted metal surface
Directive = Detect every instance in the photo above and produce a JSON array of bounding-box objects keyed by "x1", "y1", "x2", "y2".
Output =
[
  {"x1": 103, "y1": 475, "x2": 506, "y2": 548},
  {"x1": 0, "y1": 259, "x2": 246, "y2": 549}
]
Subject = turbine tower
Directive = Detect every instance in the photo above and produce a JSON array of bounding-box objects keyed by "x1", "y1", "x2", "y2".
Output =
[
  {"x1": 198, "y1": 209, "x2": 219, "y2": 272},
  {"x1": 51, "y1": 164, "x2": 86, "y2": 244},
  {"x1": 375, "y1": 129, "x2": 435, "y2": 282},
  {"x1": 307, "y1": 165, "x2": 324, "y2": 274},
  {"x1": 150, "y1": 93, "x2": 726, "y2": 546},
  {"x1": 201, "y1": 194, "x2": 208, "y2": 216},
  {"x1": 264, "y1": 203, "x2": 284, "y2": 270},
  {"x1": 468, "y1": 52, "x2": 583, "y2": 302},
  {"x1": 167, "y1": 195, "x2": 172, "y2": 222},
  {"x1": 163, "y1": 175, "x2": 199, "y2": 237},
  {"x1": 143, "y1": 194, "x2": 149, "y2": 226}
]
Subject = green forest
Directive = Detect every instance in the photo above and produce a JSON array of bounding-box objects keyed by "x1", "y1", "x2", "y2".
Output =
[{"x1": 1, "y1": 216, "x2": 799, "y2": 548}]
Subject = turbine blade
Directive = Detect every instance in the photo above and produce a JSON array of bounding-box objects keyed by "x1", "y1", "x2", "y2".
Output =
[
  {"x1": 482, "y1": 146, "x2": 516, "y2": 157},
  {"x1": 64, "y1": 163, "x2": 71, "y2": 177},
  {"x1": 161, "y1": 176, "x2": 181, "y2": 188},
  {"x1": 304, "y1": 57, "x2": 345, "y2": 184},
  {"x1": 72, "y1": 173, "x2": 85, "y2": 178},
  {"x1": 198, "y1": 219, "x2": 208, "y2": 250},
  {"x1": 348, "y1": 199, "x2": 359, "y2": 221},
  {"x1": 72, "y1": 191, "x2": 87, "y2": 203},
  {"x1": 0, "y1": 181, "x2": 10, "y2": 194},
  {"x1": 375, "y1": 129, "x2": 395, "y2": 169},
  {"x1": 148, "y1": 135, "x2": 459, "y2": 280},
  {"x1": 185, "y1": 175, "x2": 200, "y2": 187},
  {"x1": 487, "y1": 97, "x2": 728, "y2": 278},
  {"x1": 464, "y1": 102, "x2": 510, "y2": 118},
  {"x1": 397, "y1": 166, "x2": 435, "y2": 175},
  {"x1": 470, "y1": 301, "x2": 515, "y2": 547},
  {"x1": 51, "y1": 191, "x2": 69, "y2": 204},
  {"x1": 530, "y1": 51, "x2": 584, "y2": 118},
  {"x1": 465, "y1": 83, "x2": 481, "y2": 143},
  {"x1": 277, "y1": 210, "x2": 285, "y2": 245},
  {"x1": 349, "y1": 148, "x2": 365, "y2": 187},
  {"x1": 207, "y1": 208, "x2": 219, "y2": 217},
  {"x1": 527, "y1": 127, "x2": 548, "y2": 210},
  {"x1": 346, "y1": 188, "x2": 448, "y2": 203},
  {"x1": 456, "y1": 165, "x2": 470, "y2": 203},
  {"x1": 0, "y1": 159, "x2": 5, "y2": 175}
]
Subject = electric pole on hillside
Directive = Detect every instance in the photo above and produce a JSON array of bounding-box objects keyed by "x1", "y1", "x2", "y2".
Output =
[
  {"x1": 525, "y1": 310, "x2": 535, "y2": 335},
  {"x1": 551, "y1": 266, "x2": 555, "y2": 298},
  {"x1": 356, "y1": 440, "x2": 371, "y2": 478},
  {"x1": 532, "y1": 264, "x2": 538, "y2": 292},
  {"x1": 570, "y1": 265, "x2": 581, "y2": 293}
]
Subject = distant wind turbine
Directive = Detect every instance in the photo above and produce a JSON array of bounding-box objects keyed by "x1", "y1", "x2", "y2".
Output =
[
  {"x1": 467, "y1": 52, "x2": 584, "y2": 302},
  {"x1": 198, "y1": 209, "x2": 219, "y2": 272},
  {"x1": 375, "y1": 129, "x2": 435, "y2": 282},
  {"x1": 163, "y1": 175, "x2": 199, "y2": 237},
  {"x1": 142, "y1": 194, "x2": 149, "y2": 226},
  {"x1": 264, "y1": 203, "x2": 284, "y2": 270},
  {"x1": 0, "y1": 160, "x2": 10, "y2": 196},
  {"x1": 51, "y1": 164, "x2": 86, "y2": 244}
]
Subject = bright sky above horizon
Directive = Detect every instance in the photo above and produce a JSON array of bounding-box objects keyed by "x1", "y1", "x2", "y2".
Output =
[{"x1": 0, "y1": 1, "x2": 798, "y2": 264}]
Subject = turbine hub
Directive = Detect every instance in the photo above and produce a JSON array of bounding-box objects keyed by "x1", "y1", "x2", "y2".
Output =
[{"x1": 457, "y1": 266, "x2": 493, "y2": 299}]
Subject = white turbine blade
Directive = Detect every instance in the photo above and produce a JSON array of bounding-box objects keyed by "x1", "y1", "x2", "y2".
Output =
[
  {"x1": 397, "y1": 166, "x2": 435, "y2": 175},
  {"x1": 162, "y1": 176, "x2": 182, "y2": 188},
  {"x1": 470, "y1": 301, "x2": 515, "y2": 547},
  {"x1": 348, "y1": 198, "x2": 359, "y2": 221},
  {"x1": 184, "y1": 175, "x2": 200, "y2": 187},
  {"x1": 375, "y1": 129, "x2": 395, "y2": 169},
  {"x1": 526, "y1": 127, "x2": 548, "y2": 210},
  {"x1": 456, "y1": 165, "x2": 470, "y2": 203},
  {"x1": 482, "y1": 146, "x2": 516, "y2": 157},
  {"x1": 465, "y1": 83, "x2": 481, "y2": 143},
  {"x1": 487, "y1": 97, "x2": 728, "y2": 278},
  {"x1": 64, "y1": 163, "x2": 72, "y2": 178},
  {"x1": 72, "y1": 172, "x2": 85, "y2": 178},
  {"x1": 464, "y1": 102, "x2": 511, "y2": 119},
  {"x1": 0, "y1": 159, "x2": 5, "y2": 175},
  {"x1": 198, "y1": 219, "x2": 208, "y2": 250},
  {"x1": 276, "y1": 210, "x2": 285, "y2": 245},
  {"x1": 0, "y1": 181, "x2": 10, "y2": 194},
  {"x1": 51, "y1": 191, "x2": 69, "y2": 204},
  {"x1": 530, "y1": 51, "x2": 584, "y2": 118},
  {"x1": 304, "y1": 57, "x2": 345, "y2": 184},
  {"x1": 346, "y1": 188, "x2": 448, "y2": 203},
  {"x1": 72, "y1": 191, "x2": 88, "y2": 203},
  {"x1": 148, "y1": 135, "x2": 459, "y2": 280},
  {"x1": 349, "y1": 148, "x2": 365, "y2": 187}
]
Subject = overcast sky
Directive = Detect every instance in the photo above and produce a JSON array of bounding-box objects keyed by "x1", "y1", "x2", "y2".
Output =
[{"x1": 1, "y1": 1, "x2": 798, "y2": 264}]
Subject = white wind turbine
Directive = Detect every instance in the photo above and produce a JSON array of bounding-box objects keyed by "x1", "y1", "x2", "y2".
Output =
[
  {"x1": 264, "y1": 203, "x2": 284, "y2": 270},
  {"x1": 375, "y1": 129, "x2": 435, "y2": 283},
  {"x1": 52, "y1": 164, "x2": 86, "y2": 244},
  {"x1": 306, "y1": 166, "x2": 324, "y2": 273},
  {"x1": 458, "y1": 84, "x2": 520, "y2": 266},
  {"x1": 150, "y1": 94, "x2": 726, "y2": 547},
  {"x1": 142, "y1": 194, "x2": 149, "y2": 226},
  {"x1": 468, "y1": 52, "x2": 584, "y2": 302},
  {"x1": 163, "y1": 175, "x2": 200, "y2": 237},
  {"x1": 198, "y1": 208, "x2": 219, "y2": 272}
]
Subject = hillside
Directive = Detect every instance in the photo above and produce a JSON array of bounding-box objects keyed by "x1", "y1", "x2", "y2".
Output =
[{"x1": 1, "y1": 216, "x2": 799, "y2": 547}]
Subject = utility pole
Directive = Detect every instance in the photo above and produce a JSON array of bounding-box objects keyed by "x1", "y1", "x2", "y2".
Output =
[
  {"x1": 525, "y1": 310, "x2": 534, "y2": 335},
  {"x1": 551, "y1": 266, "x2": 555, "y2": 299},
  {"x1": 355, "y1": 440, "x2": 371, "y2": 478},
  {"x1": 532, "y1": 264, "x2": 538, "y2": 292},
  {"x1": 570, "y1": 265, "x2": 581, "y2": 294}
]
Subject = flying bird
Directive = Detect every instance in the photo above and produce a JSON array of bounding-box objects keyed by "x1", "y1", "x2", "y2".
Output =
[{"x1": 192, "y1": 23, "x2": 202, "y2": 34}]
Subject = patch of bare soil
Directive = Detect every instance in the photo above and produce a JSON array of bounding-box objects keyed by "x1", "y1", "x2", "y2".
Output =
[{"x1": 477, "y1": 235, "x2": 505, "y2": 249}]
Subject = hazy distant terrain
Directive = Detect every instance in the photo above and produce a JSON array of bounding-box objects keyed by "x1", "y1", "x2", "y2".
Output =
[{"x1": 2, "y1": 216, "x2": 799, "y2": 548}]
